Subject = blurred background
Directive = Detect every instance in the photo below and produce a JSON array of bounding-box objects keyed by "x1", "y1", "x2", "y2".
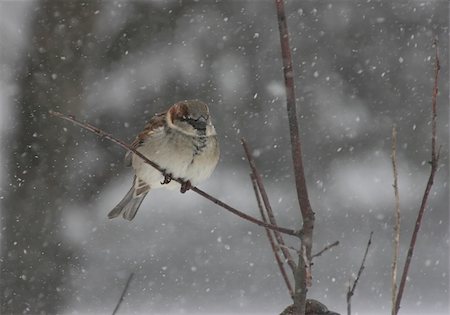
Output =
[{"x1": 0, "y1": 0, "x2": 448, "y2": 314}]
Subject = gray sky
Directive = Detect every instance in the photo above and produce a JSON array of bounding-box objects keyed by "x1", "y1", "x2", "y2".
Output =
[{"x1": 0, "y1": 1, "x2": 448, "y2": 314}]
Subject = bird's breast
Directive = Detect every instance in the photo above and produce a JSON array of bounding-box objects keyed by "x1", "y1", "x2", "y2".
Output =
[
  {"x1": 132, "y1": 130, "x2": 218, "y2": 187},
  {"x1": 192, "y1": 136, "x2": 208, "y2": 156}
]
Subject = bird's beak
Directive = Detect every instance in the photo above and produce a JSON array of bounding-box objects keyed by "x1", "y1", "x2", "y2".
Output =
[{"x1": 192, "y1": 116, "x2": 207, "y2": 130}]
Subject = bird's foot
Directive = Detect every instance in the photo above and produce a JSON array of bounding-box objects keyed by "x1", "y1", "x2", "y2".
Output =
[
  {"x1": 161, "y1": 172, "x2": 173, "y2": 185},
  {"x1": 180, "y1": 180, "x2": 192, "y2": 194}
]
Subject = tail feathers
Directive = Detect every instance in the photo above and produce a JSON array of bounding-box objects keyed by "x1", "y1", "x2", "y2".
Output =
[
  {"x1": 121, "y1": 192, "x2": 147, "y2": 220},
  {"x1": 108, "y1": 183, "x2": 149, "y2": 221}
]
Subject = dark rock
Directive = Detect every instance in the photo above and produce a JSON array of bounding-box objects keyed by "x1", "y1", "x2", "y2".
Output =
[{"x1": 280, "y1": 299, "x2": 341, "y2": 315}]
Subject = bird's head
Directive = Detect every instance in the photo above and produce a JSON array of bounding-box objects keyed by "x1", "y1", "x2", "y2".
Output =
[{"x1": 167, "y1": 100, "x2": 216, "y2": 137}]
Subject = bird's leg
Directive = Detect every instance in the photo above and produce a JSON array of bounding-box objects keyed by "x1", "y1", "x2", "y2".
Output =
[
  {"x1": 180, "y1": 180, "x2": 192, "y2": 194},
  {"x1": 160, "y1": 171, "x2": 173, "y2": 185}
]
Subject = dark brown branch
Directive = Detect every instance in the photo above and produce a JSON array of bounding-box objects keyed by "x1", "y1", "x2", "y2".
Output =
[
  {"x1": 242, "y1": 139, "x2": 297, "y2": 272},
  {"x1": 250, "y1": 174, "x2": 294, "y2": 297},
  {"x1": 311, "y1": 241, "x2": 339, "y2": 260},
  {"x1": 431, "y1": 38, "x2": 440, "y2": 163},
  {"x1": 192, "y1": 186, "x2": 297, "y2": 236},
  {"x1": 347, "y1": 232, "x2": 373, "y2": 315},
  {"x1": 394, "y1": 39, "x2": 441, "y2": 315},
  {"x1": 112, "y1": 272, "x2": 134, "y2": 315},
  {"x1": 391, "y1": 125, "x2": 400, "y2": 315},
  {"x1": 274, "y1": 0, "x2": 314, "y2": 223},
  {"x1": 48, "y1": 110, "x2": 298, "y2": 236},
  {"x1": 275, "y1": 1, "x2": 315, "y2": 313}
]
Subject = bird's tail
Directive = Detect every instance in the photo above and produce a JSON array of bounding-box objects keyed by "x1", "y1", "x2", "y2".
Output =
[{"x1": 108, "y1": 177, "x2": 150, "y2": 221}]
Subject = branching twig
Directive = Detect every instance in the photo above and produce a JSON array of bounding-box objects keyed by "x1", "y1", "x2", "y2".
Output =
[
  {"x1": 49, "y1": 110, "x2": 298, "y2": 236},
  {"x1": 275, "y1": 1, "x2": 315, "y2": 313},
  {"x1": 250, "y1": 174, "x2": 293, "y2": 297},
  {"x1": 394, "y1": 38, "x2": 441, "y2": 315},
  {"x1": 311, "y1": 241, "x2": 339, "y2": 260},
  {"x1": 112, "y1": 272, "x2": 134, "y2": 315},
  {"x1": 391, "y1": 125, "x2": 400, "y2": 315},
  {"x1": 347, "y1": 232, "x2": 373, "y2": 315},
  {"x1": 242, "y1": 139, "x2": 297, "y2": 272}
]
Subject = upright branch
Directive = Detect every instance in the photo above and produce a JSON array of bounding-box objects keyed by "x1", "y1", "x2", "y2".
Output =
[
  {"x1": 394, "y1": 39, "x2": 441, "y2": 315},
  {"x1": 274, "y1": 2, "x2": 314, "y2": 224},
  {"x1": 242, "y1": 139, "x2": 297, "y2": 271},
  {"x1": 391, "y1": 125, "x2": 401, "y2": 315},
  {"x1": 301, "y1": 245, "x2": 312, "y2": 288},
  {"x1": 112, "y1": 273, "x2": 134, "y2": 315},
  {"x1": 250, "y1": 174, "x2": 294, "y2": 297},
  {"x1": 275, "y1": 1, "x2": 315, "y2": 313},
  {"x1": 430, "y1": 39, "x2": 440, "y2": 162},
  {"x1": 48, "y1": 110, "x2": 298, "y2": 237},
  {"x1": 347, "y1": 232, "x2": 373, "y2": 315}
]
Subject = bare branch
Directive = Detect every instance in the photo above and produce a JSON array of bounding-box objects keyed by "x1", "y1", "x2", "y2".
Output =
[
  {"x1": 193, "y1": 186, "x2": 298, "y2": 236},
  {"x1": 274, "y1": 1, "x2": 315, "y2": 313},
  {"x1": 250, "y1": 174, "x2": 294, "y2": 297},
  {"x1": 274, "y1": 0, "x2": 314, "y2": 231},
  {"x1": 394, "y1": 38, "x2": 441, "y2": 315},
  {"x1": 311, "y1": 241, "x2": 339, "y2": 260},
  {"x1": 431, "y1": 38, "x2": 440, "y2": 162},
  {"x1": 112, "y1": 272, "x2": 134, "y2": 315},
  {"x1": 346, "y1": 281, "x2": 351, "y2": 315},
  {"x1": 301, "y1": 245, "x2": 312, "y2": 288},
  {"x1": 278, "y1": 244, "x2": 301, "y2": 254},
  {"x1": 242, "y1": 139, "x2": 297, "y2": 272},
  {"x1": 391, "y1": 125, "x2": 400, "y2": 315},
  {"x1": 347, "y1": 232, "x2": 373, "y2": 315},
  {"x1": 49, "y1": 110, "x2": 298, "y2": 237}
]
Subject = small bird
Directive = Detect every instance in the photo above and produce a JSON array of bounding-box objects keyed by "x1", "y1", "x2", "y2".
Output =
[{"x1": 108, "y1": 100, "x2": 220, "y2": 220}]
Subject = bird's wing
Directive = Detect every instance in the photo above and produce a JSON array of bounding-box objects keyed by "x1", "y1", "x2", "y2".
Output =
[{"x1": 124, "y1": 111, "x2": 167, "y2": 166}]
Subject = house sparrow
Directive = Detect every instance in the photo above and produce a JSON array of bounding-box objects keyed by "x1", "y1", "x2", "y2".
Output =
[{"x1": 108, "y1": 100, "x2": 220, "y2": 221}]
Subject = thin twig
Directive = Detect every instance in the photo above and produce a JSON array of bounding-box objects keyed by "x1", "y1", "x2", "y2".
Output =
[
  {"x1": 391, "y1": 125, "x2": 400, "y2": 315},
  {"x1": 311, "y1": 241, "x2": 339, "y2": 260},
  {"x1": 431, "y1": 38, "x2": 440, "y2": 163},
  {"x1": 242, "y1": 139, "x2": 297, "y2": 271},
  {"x1": 278, "y1": 244, "x2": 300, "y2": 254},
  {"x1": 250, "y1": 174, "x2": 293, "y2": 297},
  {"x1": 347, "y1": 232, "x2": 373, "y2": 315},
  {"x1": 394, "y1": 38, "x2": 441, "y2": 315},
  {"x1": 49, "y1": 110, "x2": 298, "y2": 236},
  {"x1": 112, "y1": 272, "x2": 134, "y2": 315}
]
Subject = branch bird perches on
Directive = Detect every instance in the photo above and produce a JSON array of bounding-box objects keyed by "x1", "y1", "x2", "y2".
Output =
[{"x1": 49, "y1": 110, "x2": 299, "y2": 237}]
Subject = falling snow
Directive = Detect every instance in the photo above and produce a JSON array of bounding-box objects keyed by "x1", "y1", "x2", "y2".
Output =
[{"x1": 0, "y1": 1, "x2": 448, "y2": 315}]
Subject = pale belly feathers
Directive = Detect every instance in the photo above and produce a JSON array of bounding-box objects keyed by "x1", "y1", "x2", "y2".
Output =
[{"x1": 131, "y1": 128, "x2": 219, "y2": 189}]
